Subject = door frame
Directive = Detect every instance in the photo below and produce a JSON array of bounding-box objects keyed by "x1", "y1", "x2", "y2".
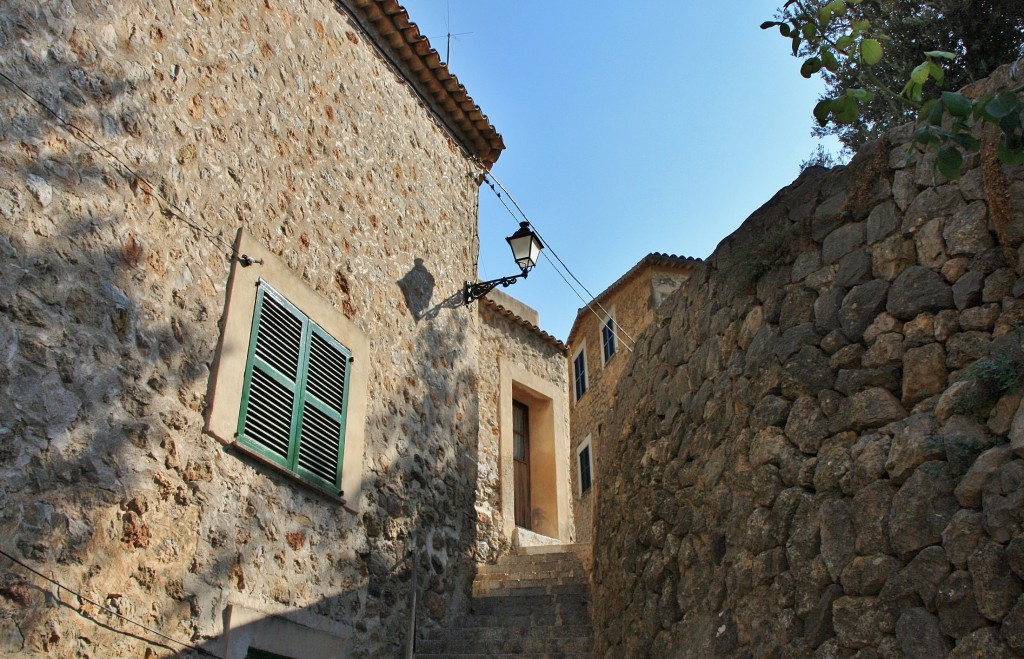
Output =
[{"x1": 497, "y1": 359, "x2": 570, "y2": 543}]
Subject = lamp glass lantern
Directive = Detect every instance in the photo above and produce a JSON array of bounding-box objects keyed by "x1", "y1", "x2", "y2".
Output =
[
  {"x1": 462, "y1": 222, "x2": 545, "y2": 306},
  {"x1": 506, "y1": 222, "x2": 544, "y2": 275}
]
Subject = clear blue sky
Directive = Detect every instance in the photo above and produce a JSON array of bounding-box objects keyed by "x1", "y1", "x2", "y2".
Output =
[{"x1": 407, "y1": 1, "x2": 841, "y2": 341}]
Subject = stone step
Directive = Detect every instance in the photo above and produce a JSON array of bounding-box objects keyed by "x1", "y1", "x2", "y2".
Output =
[
  {"x1": 469, "y1": 594, "x2": 591, "y2": 619},
  {"x1": 472, "y1": 576, "x2": 586, "y2": 595},
  {"x1": 456, "y1": 607, "x2": 594, "y2": 629},
  {"x1": 511, "y1": 543, "x2": 589, "y2": 556},
  {"x1": 477, "y1": 560, "x2": 589, "y2": 577},
  {"x1": 415, "y1": 546, "x2": 594, "y2": 658},
  {"x1": 495, "y1": 552, "x2": 586, "y2": 567},
  {"x1": 419, "y1": 624, "x2": 593, "y2": 642},
  {"x1": 472, "y1": 582, "x2": 590, "y2": 599},
  {"x1": 474, "y1": 571, "x2": 587, "y2": 584},
  {"x1": 415, "y1": 650, "x2": 593, "y2": 654},
  {"x1": 416, "y1": 633, "x2": 593, "y2": 655}
]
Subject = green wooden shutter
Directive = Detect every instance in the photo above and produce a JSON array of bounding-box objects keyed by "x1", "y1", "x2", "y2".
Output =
[
  {"x1": 238, "y1": 285, "x2": 305, "y2": 468},
  {"x1": 237, "y1": 283, "x2": 349, "y2": 495},
  {"x1": 295, "y1": 323, "x2": 350, "y2": 491}
]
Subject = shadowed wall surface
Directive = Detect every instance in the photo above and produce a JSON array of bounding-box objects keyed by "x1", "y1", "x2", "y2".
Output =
[
  {"x1": 592, "y1": 66, "x2": 1024, "y2": 658},
  {"x1": 0, "y1": 0, "x2": 503, "y2": 655}
]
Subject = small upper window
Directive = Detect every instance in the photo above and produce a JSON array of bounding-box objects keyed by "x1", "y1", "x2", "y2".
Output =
[
  {"x1": 602, "y1": 318, "x2": 616, "y2": 363},
  {"x1": 577, "y1": 435, "x2": 593, "y2": 495},
  {"x1": 237, "y1": 282, "x2": 351, "y2": 496},
  {"x1": 573, "y1": 349, "x2": 587, "y2": 401}
]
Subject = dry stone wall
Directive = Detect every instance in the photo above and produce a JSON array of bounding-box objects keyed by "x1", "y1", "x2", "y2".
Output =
[
  {"x1": 592, "y1": 69, "x2": 1024, "y2": 657},
  {"x1": 0, "y1": 0, "x2": 489, "y2": 656}
]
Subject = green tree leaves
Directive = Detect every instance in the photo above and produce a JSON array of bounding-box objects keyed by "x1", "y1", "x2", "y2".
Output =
[
  {"x1": 860, "y1": 39, "x2": 883, "y2": 65},
  {"x1": 767, "y1": 0, "x2": 1024, "y2": 179}
]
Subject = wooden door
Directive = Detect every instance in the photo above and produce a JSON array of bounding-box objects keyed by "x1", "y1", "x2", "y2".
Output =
[{"x1": 513, "y1": 401, "x2": 531, "y2": 530}]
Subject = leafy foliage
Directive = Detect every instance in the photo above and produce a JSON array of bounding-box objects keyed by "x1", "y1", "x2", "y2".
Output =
[
  {"x1": 799, "y1": 144, "x2": 841, "y2": 171},
  {"x1": 764, "y1": 0, "x2": 1024, "y2": 178}
]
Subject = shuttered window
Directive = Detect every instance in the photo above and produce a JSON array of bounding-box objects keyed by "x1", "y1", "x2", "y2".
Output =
[
  {"x1": 579, "y1": 444, "x2": 592, "y2": 493},
  {"x1": 602, "y1": 318, "x2": 616, "y2": 363},
  {"x1": 237, "y1": 282, "x2": 351, "y2": 496},
  {"x1": 573, "y1": 350, "x2": 587, "y2": 401}
]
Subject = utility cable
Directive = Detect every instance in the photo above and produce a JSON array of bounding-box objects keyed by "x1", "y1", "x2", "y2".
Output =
[
  {"x1": 480, "y1": 168, "x2": 636, "y2": 351},
  {"x1": 0, "y1": 70, "x2": 237, "y2": 259},
  {"x1": 485, "y1": 173, "x2": 616, "y2": 326},
  {"x1": 0, "y1": 548, "x2": 223, "y2": 658}
]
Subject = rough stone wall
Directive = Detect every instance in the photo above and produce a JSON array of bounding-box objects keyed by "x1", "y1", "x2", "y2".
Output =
[
  {"x1": 0, "y1": 0, "x2": 490, "y2": 656},
  {"x1": 477, "y1": 301, "x2": 571, "y2": 556},
  {"x1": 592, "y1": 73, "x2": 1024, "y2": 656},
  {"x1": 569, "y1": 266, "x2": 691, "y2": 545}
]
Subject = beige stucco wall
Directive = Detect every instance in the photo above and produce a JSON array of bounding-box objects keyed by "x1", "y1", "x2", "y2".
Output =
[
  {"x1": 477, "y1": 301, "x2": 571, "y2": 560},
  {"x1": 0, "y1": 0, "x2": 492, "y2": 655}
]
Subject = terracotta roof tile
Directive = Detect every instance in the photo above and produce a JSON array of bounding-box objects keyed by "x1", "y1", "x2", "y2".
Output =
[
  {"x1": 481, "y1": 298, "x2": 567, "y2": 353},
  {"x1": 344, "y1": 0, "x2": 504, "y2": 168}
]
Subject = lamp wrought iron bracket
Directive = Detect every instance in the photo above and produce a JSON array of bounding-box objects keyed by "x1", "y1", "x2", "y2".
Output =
[{"x1": 463, "y1": 272, "x2": 528, "y2": 306}]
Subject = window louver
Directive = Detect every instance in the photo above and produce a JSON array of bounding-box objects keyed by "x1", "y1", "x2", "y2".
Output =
[{"x1": 238, "y1": 283, "x2": 350, "y2": 495}]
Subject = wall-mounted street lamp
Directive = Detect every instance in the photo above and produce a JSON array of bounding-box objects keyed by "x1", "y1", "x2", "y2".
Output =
[{"x1": 463, "y1": 222, "x2": 544, "y2": 305}]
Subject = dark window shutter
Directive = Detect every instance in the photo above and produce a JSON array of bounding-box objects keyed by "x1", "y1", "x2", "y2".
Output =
[
  {"x1": 580, "y1": 445, "x2": 592, "y2": 493},
  {"x1": 574, "y1": 352, "x2": 587, "y2": 400},
  {"x1": 602, "y1": 319, "x2": 616, "y2": 361}
]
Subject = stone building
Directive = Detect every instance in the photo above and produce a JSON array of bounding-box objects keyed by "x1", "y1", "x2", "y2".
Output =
[
  {"x1": 0, "y1": 0, "x2": 569, "y2": 657},
  {"x1": 566, "y1": 253, "x2": 698, "y2": 544}
]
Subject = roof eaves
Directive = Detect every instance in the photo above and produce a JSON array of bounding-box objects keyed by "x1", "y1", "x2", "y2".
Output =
[
  {"x1": 481, "y1": 298, "x2": 568, "y2": 353},
  {"x1": 565, "y1": 253, "x2": 701, "y2": 344},
  {"x1": 344, "y1": 0, "x2": 504, "y2": 169}
]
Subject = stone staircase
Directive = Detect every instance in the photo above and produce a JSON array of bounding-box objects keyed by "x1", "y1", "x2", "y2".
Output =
[{"x1": 415, "y1": 544, "x2": 594, "y2": 658}]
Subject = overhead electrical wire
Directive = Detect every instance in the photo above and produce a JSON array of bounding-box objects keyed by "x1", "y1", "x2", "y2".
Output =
[
  {"x1": 0, "y1": 70, "x2": 237, "y2": 259},
  {"x1": 480, "y1": 167, "x2": 637, "y2": 351},
  {"x1": 0, "y1": 548, "x2": 223, "y2": 658},
  {"x1": 4, "y1": 66, "x2": 637, "y2": 352}
]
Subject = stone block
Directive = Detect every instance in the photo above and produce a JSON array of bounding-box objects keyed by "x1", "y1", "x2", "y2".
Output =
[
  {"x1": 852, "y1": 481, "x2": 895, "y2": 555},
  {"x1": 955, "y1": 445, "x2": 1012, "y2": 508},
  {"x1": 879, "y1": 545, "x2": 950, "y2": 610},
  {"x1": 889, "y1": 461, "x2": 957, "y2": 557},
  {"x1": 848, "y1": 387, "x2": 906, "y2": 430},
  {"x1": 943, "y1": 201, "x2": 993, "y2": 256},
  {"x1": 968, "y1": 540, "x2": 1024, "y2": 622},
  {"x1": 866, "y1": 201, "x2": 899, "y2": 245},
  {"x1": 936, "y1": 570, "x2": 989, "y2": 639},
  {"x1": 832, "y1": 595, "x2": 896, "y2": 648},
  {"x1": 896, "y1": 608, "x2": 948, "y2": 659},
  {"x1": 886, "y1": 266, "x2": 953, "y2": 320},
  {"x1": 839, "y1": 280, "x2": 889, "y2": 341},
  {"x1": 949, "y1": 627, "x2": 1014, "y2": 658},
  {"x1": 902, "y1": 343, "x2": 946, "y2": 407},
  {"x1": 841, "y1": 554, "x2": 901, "y2": 595},
  {"x1": 822, "y1": 222, "x2": 866, "y2": 265}
]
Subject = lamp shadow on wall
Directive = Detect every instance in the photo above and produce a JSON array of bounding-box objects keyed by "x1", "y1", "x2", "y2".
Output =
[{"x1": 397, "y1": 257, "x2": 465, "y2": 321}]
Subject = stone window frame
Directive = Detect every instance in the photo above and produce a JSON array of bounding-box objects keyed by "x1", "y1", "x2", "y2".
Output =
[
  {"x1": 498, "y1": 359, "x2": 571, "y2": 543},
  {"x1": 576, "y1": 434, "x2": 593, "y2": 496},
  {"x1": 205, "y1": 229, "x2": 368, "y2": 512},
  {"x1": 220, "y1": 602, "x2": 352, "y2": 659},
  {"x1": 600, "y1": 306, "x2": 617, "y2": 365},
  {"x1": 572, "y1": 341, "x2": 588, "y2": 403}
]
